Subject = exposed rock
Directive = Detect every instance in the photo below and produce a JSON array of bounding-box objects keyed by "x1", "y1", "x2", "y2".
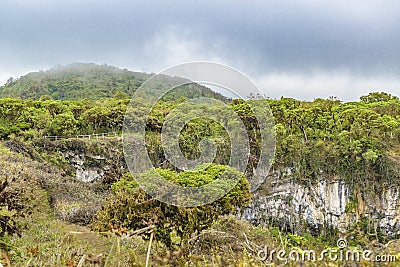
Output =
[
  {"x1": 60, "y1": 151, "x2": 105, "y2": 182},
  {"x1": 52, "y1": 139, "x2": 126, "y2": 183},
  {"x1": 76, "y1": 169, "x2": 102, "y2": 183},
  {"x1": 243, "y1": 172, "x2": 400, "y2": 236}
]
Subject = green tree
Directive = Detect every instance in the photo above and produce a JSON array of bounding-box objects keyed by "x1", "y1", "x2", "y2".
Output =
[
  {"x1": 113, "y1": 91, "x2": 129, "y2": 99},
  {"x1": 91, "y1": 164, "x2": 250, "y2": 248},
  {"x1": 360, "y1": 92, "x2": 398, "y2": 103},
  {"x1": 47, "y1": 112, "x2": 77, "y2": 136}
]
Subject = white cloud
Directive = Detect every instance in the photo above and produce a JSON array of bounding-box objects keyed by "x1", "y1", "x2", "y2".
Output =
[
  {"x1": 143, "y1": 27, "x2": 225, "y2": 71},
  {"x1": 1, "y1": 1, "x2": 399, "y2": 101},
  {"x1": 0, "y1": 67, "x2": 31, "y2": 86},
  {"x1": 256, "y1": 72, "x2": 400, "y2": 101}
]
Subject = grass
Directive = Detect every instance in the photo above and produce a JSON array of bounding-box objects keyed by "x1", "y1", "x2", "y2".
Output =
[
  {"x1": 0, "y1": 143, "x2": 11, "y2": 155},
  {"x1": 4, "y1": 210, "x2": 400, "y2": 266},
  {"x1": 8, "y1": 214, "x2": 148, "y2": 266}
]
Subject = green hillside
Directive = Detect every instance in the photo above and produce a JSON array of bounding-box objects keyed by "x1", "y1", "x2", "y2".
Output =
[
  {"x1": 0, "y1": 63, "x2": 228, "y2": 101},
  {"x1": 0, "y1": 92, "x2": 400, "y2": 266}
]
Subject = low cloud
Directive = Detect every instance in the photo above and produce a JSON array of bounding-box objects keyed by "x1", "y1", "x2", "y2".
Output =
[
  {"x1": 257, "y1": 72, "x2": 399, "y2": 101},
  {"x1": 1, "y1": 1, "x2": 399, "y2": 100}
]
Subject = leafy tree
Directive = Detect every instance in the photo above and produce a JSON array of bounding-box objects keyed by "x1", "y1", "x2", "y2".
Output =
[
  {"x1": 360, "y1": 92, "x2": 399, "y2": 103},
  {"x1": 91, "y1": 164, "x2": 250, "y2": 248},
  {"x1": 47, "y1": 112, "x2": 77, "y2": 136},
  {"x1": 5, "y1": 77, "x2": 15, "y2": 85},
  {"x1": 39, "y1": 94, "x2": 53, "y2": 101},
  {"x1": 113, "y1": 91, "x2": 129, "y2": 99}
]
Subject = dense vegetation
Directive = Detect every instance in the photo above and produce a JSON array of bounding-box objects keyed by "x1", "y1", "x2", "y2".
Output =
[
  {"x1": 0, "y1": 63, "x2": 399, "y2": 265},
  {"x1": 0, "y1": 91, "x2": 398, "y2": 187}
]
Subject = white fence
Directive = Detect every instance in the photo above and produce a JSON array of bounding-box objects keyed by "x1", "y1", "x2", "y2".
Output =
[{"x1": 44, "y1": 131, "x2": 122, "y2": 141}]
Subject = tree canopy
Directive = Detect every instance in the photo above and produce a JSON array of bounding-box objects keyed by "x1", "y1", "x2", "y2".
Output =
[
  {"x1": 91, "y1": 164, "x2": 250, "y2": 248},
  {"x1": 0, "y1": 92, "x2": 399, "y2": 190}
]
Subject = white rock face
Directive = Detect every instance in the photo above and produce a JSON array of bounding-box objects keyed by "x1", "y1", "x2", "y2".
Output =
[
  {"x1": 60, "y1": 150, "x2": 107, "y2": 182},
  {"x1": 243, "y1": 173, "x2": 400, "y2": 236},
  {"x1": 379, "y1": 187, "x2": 400, "y2": 235},
  {"x1": 76, "y1": 169, "x2": 101, "y2": 182}
]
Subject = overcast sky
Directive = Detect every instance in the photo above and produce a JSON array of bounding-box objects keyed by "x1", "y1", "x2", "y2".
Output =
[{"x1": 1, "y1": 0, "x2": 399, "y2": 101}]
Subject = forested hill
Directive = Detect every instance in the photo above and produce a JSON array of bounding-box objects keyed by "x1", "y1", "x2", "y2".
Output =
[{"x1": 0, "y1": 63, "x2": 228, "y2": 101}]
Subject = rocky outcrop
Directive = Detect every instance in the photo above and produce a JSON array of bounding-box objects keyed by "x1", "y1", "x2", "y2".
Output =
[
  {"x1": 60, "y1": 150, "x2": 108, "y2": 182},
  {"x1": 243, "y1": 171, "x2": 400, "y2": 236},
  {"x1": 34, "y1": 138, "x2": 126, "y2": 183}
]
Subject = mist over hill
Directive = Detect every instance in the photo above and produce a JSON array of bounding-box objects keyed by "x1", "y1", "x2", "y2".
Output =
[{"x1": 0, "y1": 63, "x2": 228, "y2": 101}]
